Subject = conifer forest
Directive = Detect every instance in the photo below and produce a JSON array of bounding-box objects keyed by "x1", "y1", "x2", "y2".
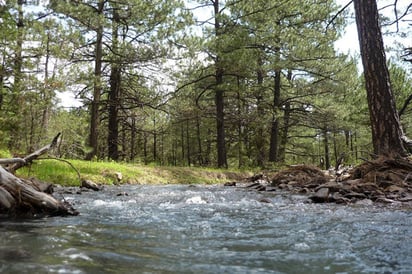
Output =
[{"x1": 0, "y1": 0, "x2": 411, "y2": 169}]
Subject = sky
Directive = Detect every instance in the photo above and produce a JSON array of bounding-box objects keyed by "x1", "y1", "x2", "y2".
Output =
[
  {"x1": 335, "y1": 0, "x2": 411, "y2": 57},
  {"x1": 334, "y1": 0, "x2": 359, "y2": 55}
]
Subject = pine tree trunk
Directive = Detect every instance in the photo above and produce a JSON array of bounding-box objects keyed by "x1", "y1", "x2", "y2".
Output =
[
  {"x1": 278, "y1": 71, "x2": 293, "y2": 162},
  {"x1": 196, "y1": 114, "x2": 204, "y2": 165},
  {"x1": 354, "y1": 0, "x2": 407, "y2": 157},
  {"x1": 108, "y1": 6, "x2": 120, "y2": 161},
  {"x1": 214, "y1": 0, "x2": 227, "y2": 168},
  {"x1": 269, "y1": 69, "x2": 281, "y2": 162},
  {"x1": 255, "y1": 60, "x2": 265, "y2": 167},
  {"x1": 323, "y1": 127, "x2": 330, "y2": 170},
  {"x1": 186, "y1": 119, "x2": 191, "y2": 166},
  {"x1": 130, "y1": 115, "x2": 137, "y2": 161},
  {"x1": 86, "y1": 0, "x2": 105, "y2": 160}
]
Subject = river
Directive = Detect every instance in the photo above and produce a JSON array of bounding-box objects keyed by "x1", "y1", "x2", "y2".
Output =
[{"x1": 1, "y1": 184, "x2": 411, "y2": 273}]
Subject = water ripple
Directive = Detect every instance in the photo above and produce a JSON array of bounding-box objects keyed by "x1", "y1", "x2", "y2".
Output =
[{"x1": 0, "y1": 184, "x2": 411, "y2": 273}]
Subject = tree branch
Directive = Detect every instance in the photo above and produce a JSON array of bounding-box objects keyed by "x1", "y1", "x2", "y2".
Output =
[
  {"x1": 399, "y1": 93, "x2": 412, "y2": 117},
  {"x1": 326, "y1": 0, "x2": 353, "y2": 30},
  {"x1": 7, "y1": 133, "x2": 61, "y2": 173}
]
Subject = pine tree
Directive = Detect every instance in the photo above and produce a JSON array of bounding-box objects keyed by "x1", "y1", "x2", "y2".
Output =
[{"x1": 354, "y1": 0, "x2": 407, "y2": 157}]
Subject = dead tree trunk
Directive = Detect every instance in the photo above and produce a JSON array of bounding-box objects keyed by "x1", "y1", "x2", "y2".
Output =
[
  {"x1": 0, "y1": 133, "x2": 78, "y2": 217},
  {"x1": 0, "y1": 166, "x2": 78, "y2": 217}
]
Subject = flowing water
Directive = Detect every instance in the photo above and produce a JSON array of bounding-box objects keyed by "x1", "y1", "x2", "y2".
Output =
[{"x1": 1, "y1": 184, "x2": 411, "y2": 273}]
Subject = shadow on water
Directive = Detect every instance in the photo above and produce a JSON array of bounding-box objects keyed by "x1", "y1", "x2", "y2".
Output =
[{"x1": 0, "y1": 184, "x2": 411, "y2": 273}]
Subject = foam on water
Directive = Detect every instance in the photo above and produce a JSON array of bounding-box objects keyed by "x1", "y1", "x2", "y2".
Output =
[{"x1": 0, "y1": 184, "x2": 411, "y2": 273}]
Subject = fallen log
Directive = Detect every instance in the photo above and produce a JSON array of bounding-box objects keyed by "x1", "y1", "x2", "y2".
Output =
[
  {"x1": 0, "y1": 133, "x2": 78, "y2": 217},
  {"x1": 0, "y1": 158, "x2": 26, "y2": 165},
  {"x1": 0, "y1": 165, "x2": 78, "y2": 217}
]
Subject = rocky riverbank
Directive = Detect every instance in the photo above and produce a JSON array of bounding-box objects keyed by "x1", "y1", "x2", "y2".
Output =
[{"x1": 225, "y1": 157, "x2": 412, "y2": 207}]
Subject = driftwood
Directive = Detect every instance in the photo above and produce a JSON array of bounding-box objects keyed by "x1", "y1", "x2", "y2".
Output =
[
  {"x1": 0, "y1": 166, "x2": 78, "y2": 217},
  {"x1": 0, "y1": 158, "x2": 26, "y2": 165},
  {"x1": 0, "y1": 133, "x2": 78, "y2": 217},
  {"x1": 6, "y1": 133, "x2": 61, "y2": 173}
]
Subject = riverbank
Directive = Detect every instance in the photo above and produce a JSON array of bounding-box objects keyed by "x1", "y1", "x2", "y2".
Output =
[
  {"x1": 226, "y1": 159, "x2": 412, "y2": 207},
  {"x1": 16, "y1": 159, "x2": 253, "y2": 186}
]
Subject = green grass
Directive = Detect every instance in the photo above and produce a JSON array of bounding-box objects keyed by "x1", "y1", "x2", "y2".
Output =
[{"x1": 16, "y1": 159, "x2": 252, "y2": 186}]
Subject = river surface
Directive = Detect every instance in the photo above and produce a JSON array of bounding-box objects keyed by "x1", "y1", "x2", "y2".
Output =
[{"x1": 1, "y1": 184, "x2": 411, "y2": 273}]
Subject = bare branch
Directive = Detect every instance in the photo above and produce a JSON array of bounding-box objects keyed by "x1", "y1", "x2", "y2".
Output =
[{"x1": 326, "y1": 0, "x2": 353, "y2": 30}]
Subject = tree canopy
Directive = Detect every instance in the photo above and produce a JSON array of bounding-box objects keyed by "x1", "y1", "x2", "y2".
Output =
[{"x1": 0, "y1": 0, "x2": 410, "y2": 168}]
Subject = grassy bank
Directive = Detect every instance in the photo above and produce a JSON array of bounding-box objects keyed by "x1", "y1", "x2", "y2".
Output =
[{"x1": 16, "y1": 159, "x2": 253, "y2": 186}]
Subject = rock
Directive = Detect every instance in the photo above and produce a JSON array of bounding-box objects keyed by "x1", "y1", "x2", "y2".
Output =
[
  {"x1": 278, "y1": 183, "x2": 288, "y2": 189},
  {"x1": 334, "y1": 196, "x2": 351, "y2": 204},
  {"x1": 248, "y1": 174, "x2": 264, "y2": 181},
  {"x1": 259, "y1": 198, "x2": 272, "y2": 203},
  {"x1": 265, "y1": 186, "x2": 277, "y2": 192},
  {"x1": 331, "y1": 192, "x2": 342, "y2": 200},
  {"x1": 246, "y1": 182, "x2": 260, "y2": 188},
  {"x1": 81, "y1": 179, "x2": 101, "y2": 191},
  {"x1": 114, "y1": 172, "x2": 123, "y2": 182},
  {"x1": 309, "y1": 188, "x2": 329, "y2": 203},
  {"x1": 355, "y1": 199, "x2": 373, "y2": 206},
  {"x1": 224, "y1": 181, "x2": 236, "y2": 186},
  {"x1": 298, "y1": 188, "x2": 310, "y2": 194},
  {"x1": 343, "y1": 179, "x2": 363, "y2": 185},
  {"x1": 344, "y1": 192, "x2": 367, "y2": 200},
  {"x1": 0, "y1": 248, "x2": 31, "y2": 261},
  {"x1": 315, "y1": 181, "x2": 341, "y2": 192}
]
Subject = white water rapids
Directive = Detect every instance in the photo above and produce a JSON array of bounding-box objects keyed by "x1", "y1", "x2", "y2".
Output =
[{"x1": 1, "y1": 184, "x2": 411, "y2": 273}]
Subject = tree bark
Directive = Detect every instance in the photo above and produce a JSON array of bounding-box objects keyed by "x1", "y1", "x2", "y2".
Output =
[
  {"x1": 269, "y1": 69, "x2": 281, "y2": 162},
  {"x1": 323, "y1": 127, "x2": 330, "y2": 170},
  {"x1": 86, "y1": 0, "x2": 105, "y2": 160},
  {"x1": 186, "y1": 119, "x2": 191, "y2": 166},
  {"x1": 354, "y1": 0, "x2": 407, "y2": 157},
  {"x1": 196, "y1": 114, "x2": 204, "y2": 165},
  {"x1": 255, "y1": 60, "x2": 265, "y2": 167},
  {"x1": 214, "y1": 0, "x2": 227, "y2": 168},
  {"x1": 108, "y1": 6, "x2": 120, "y2": 161},
  {"x1": 278, "y1": 70, "x2": 293, "y2": 162},
  {"x1": 8, "y1": 0, "x2": 24, "y2": 150},
  {"x1": 0, "y1": 165, "x2": 78, "y2": 217},
  {"x1": 0, "y1": 133, "x2": 78, "y2": 217}
]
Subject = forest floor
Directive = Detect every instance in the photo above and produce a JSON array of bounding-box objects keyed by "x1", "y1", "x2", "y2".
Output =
[{"x1": 226, "y1": 157, "x2": 412, "y2": 207}]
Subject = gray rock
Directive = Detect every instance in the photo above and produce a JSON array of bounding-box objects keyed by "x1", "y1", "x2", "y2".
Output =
[{"x1": 309, "y1": 187, "x2": 329, "y2": 203}]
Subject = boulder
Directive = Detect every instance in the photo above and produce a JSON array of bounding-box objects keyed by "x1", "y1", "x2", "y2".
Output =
[{"x1": 309, "y1": 188, "x2": 330, "y2": 203}]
